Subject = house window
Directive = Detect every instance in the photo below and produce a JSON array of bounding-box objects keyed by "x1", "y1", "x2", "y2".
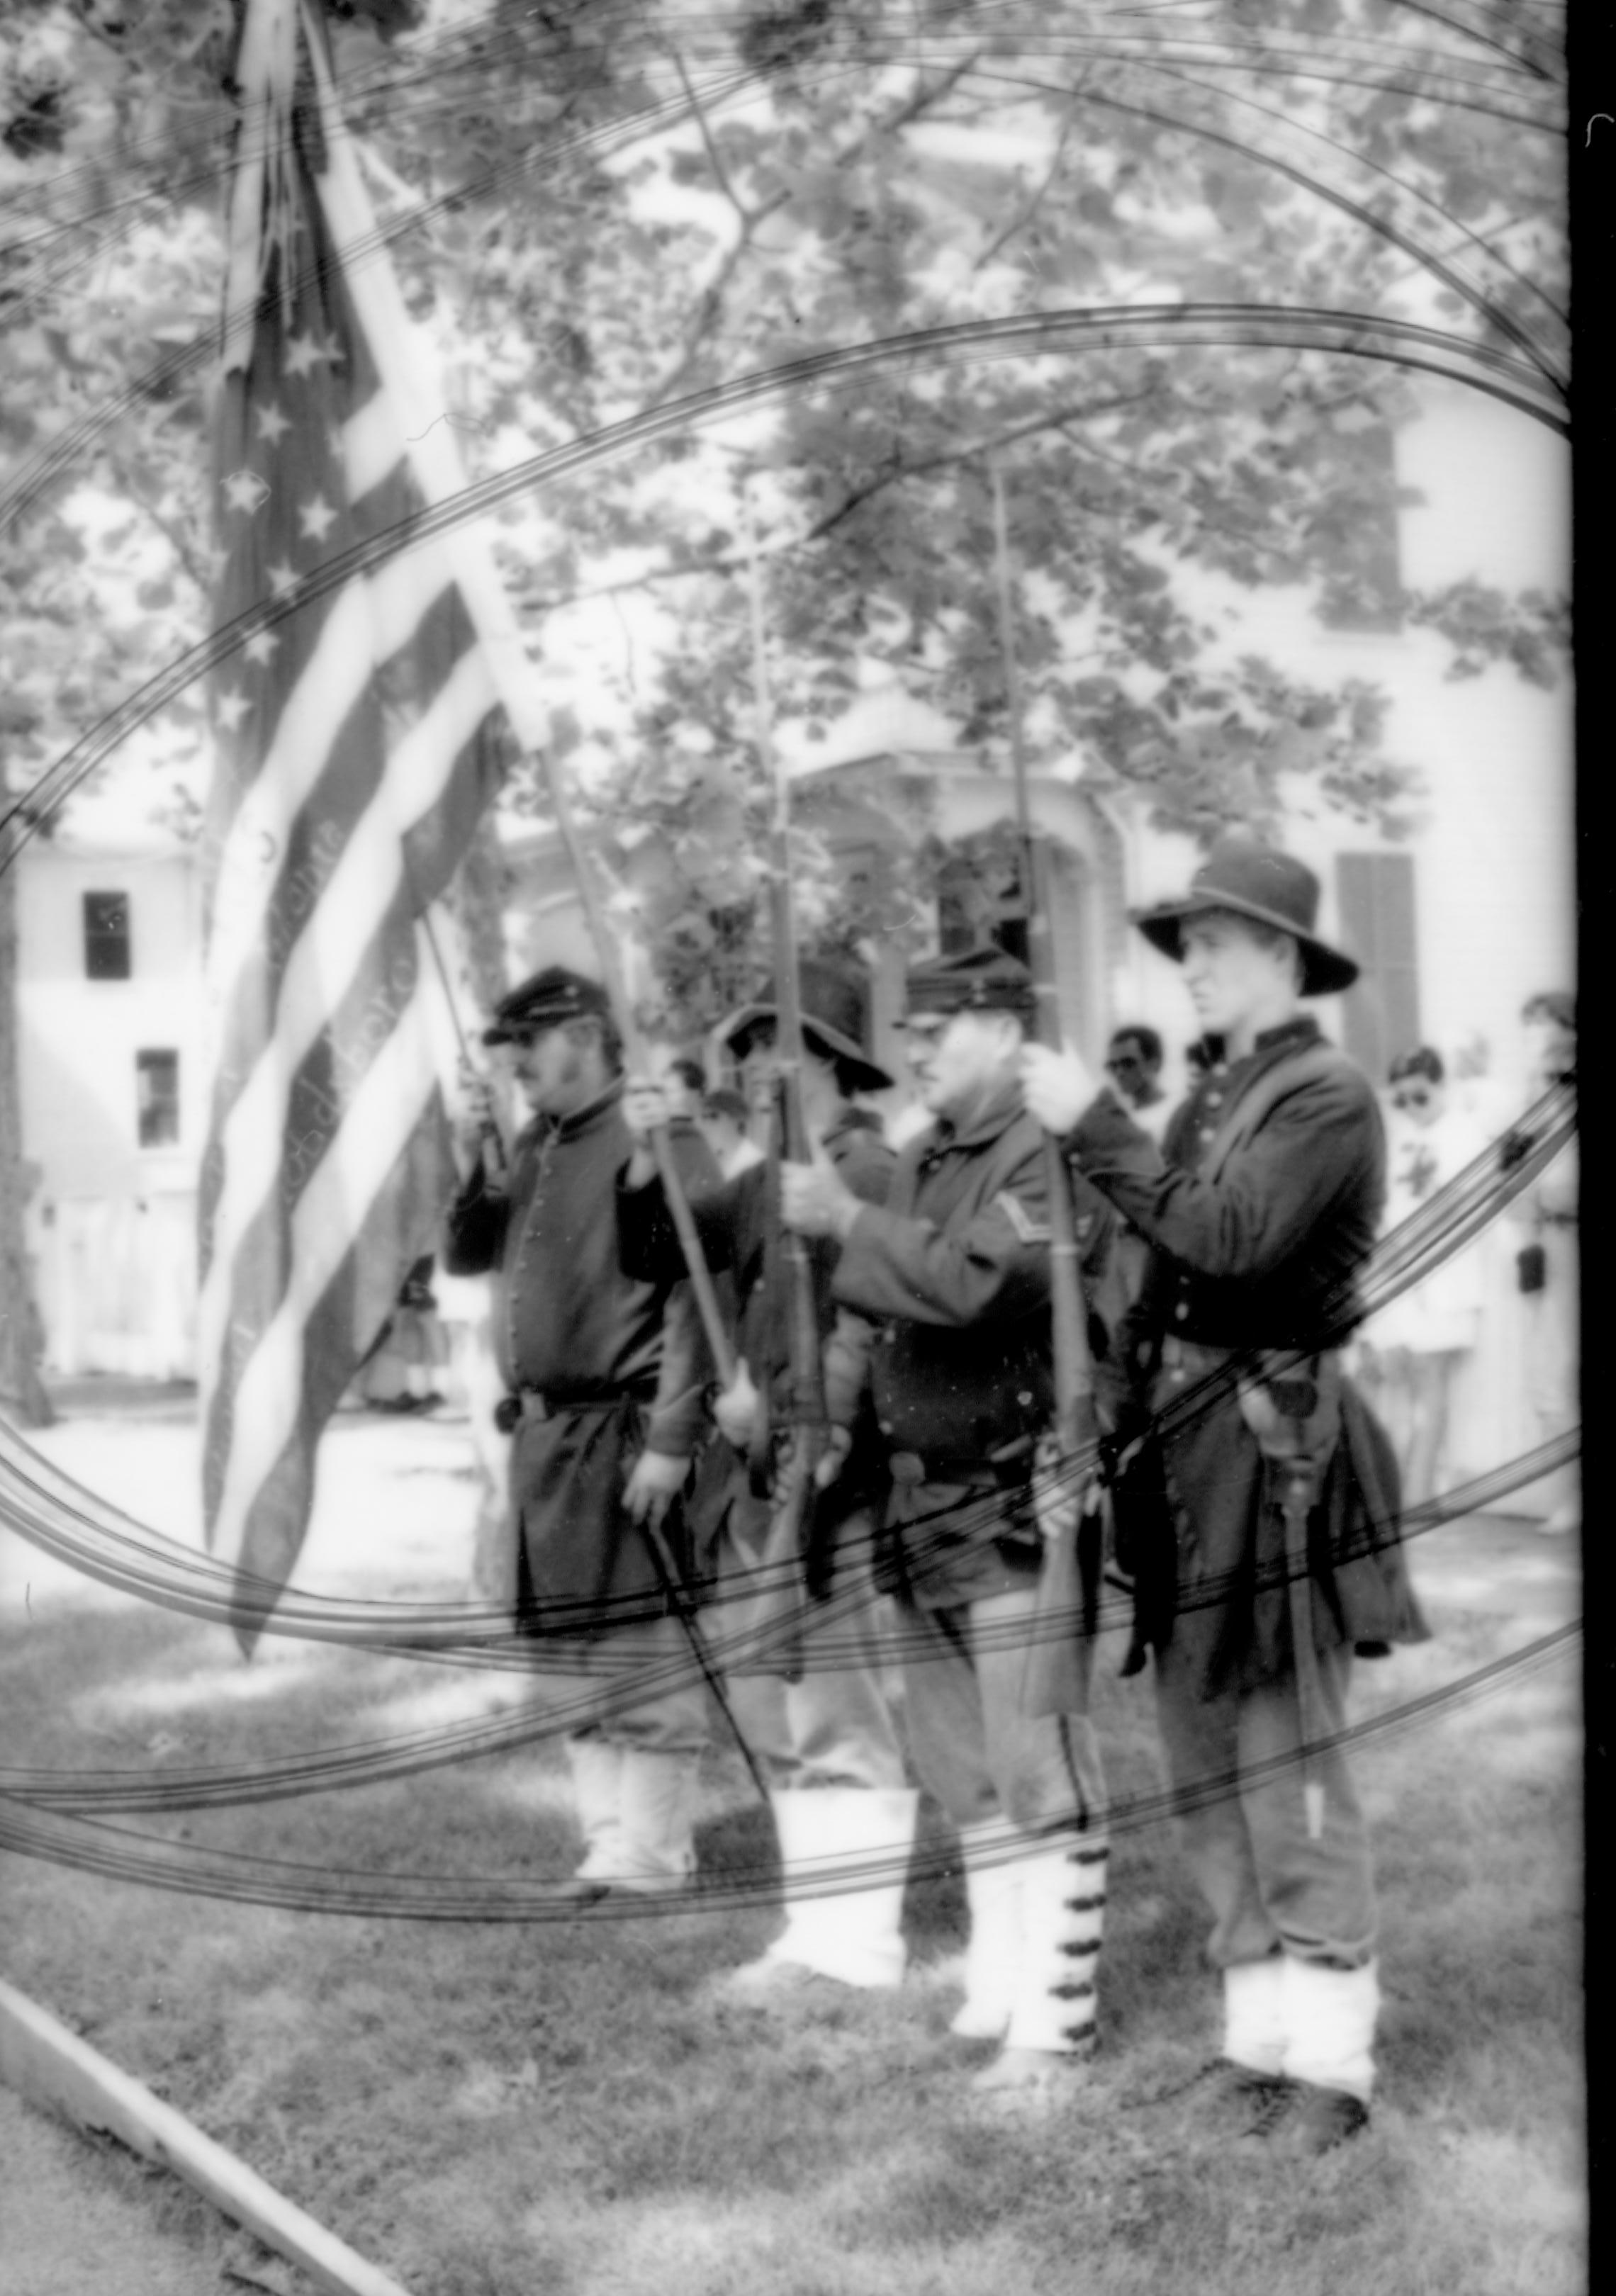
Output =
[
  {"x1": 83, "y1": 890, "x2": 131, "y2": 979},
  {"x1": 135, "y1": 1049, "x2": 180, "y2": 1148},
  {"x1": 1336, "y1": 853, "x2": 1420, "y2": 1082}
]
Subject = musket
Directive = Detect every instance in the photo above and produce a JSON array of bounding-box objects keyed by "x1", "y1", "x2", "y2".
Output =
[
  {"x1": 990, "y1": 461, "x2": 1100, "y2": 1720},
  {"x1": 734, "y1": 500, "x2": 831, "y2": 1676}
]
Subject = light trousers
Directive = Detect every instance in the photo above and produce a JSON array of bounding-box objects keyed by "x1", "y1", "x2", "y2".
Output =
[{"x1": 900, "y1": 1586, "x2": 1108, "y2": 1838}]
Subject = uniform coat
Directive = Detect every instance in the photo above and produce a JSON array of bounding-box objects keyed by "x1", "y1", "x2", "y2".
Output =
[
  {"x1": 444, "y1": 1081, "x2": 714, "y2": 1630},
  {"x1": 829, "y1": 1077, "x2": 1121, "y2": 1608},
  {"x1": 1067, "y1": 1016, "x2": 1429, "y2": 1698}
]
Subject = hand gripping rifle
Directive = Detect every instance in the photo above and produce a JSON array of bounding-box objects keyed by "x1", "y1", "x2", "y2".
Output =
[
  {"x1": 733, "y1": 505, "x2": 831, "y2": 1682},
  {"x1": 992, "y1": 462, "x2": 1101, "y2": 1720}
]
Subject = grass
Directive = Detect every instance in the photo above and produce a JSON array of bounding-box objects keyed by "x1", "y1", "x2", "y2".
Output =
[{"x1": 0, "y1": 1495, "x2": 1584, "y2": 2296}]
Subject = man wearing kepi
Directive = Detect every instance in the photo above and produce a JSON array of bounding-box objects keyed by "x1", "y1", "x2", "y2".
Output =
[
  {"x1": 444, "y1": 966, "x2": 719, "y2": 1900},
  {"x1": 1021, "y1": 840, "x2": 1429, "y2": 2154},
  {"x1": 618, "y1": 962, "x2": 914, "y2": 2000},
  {"x1": 782, "y1": 945, "x2": 1120, "y2": 2107}
]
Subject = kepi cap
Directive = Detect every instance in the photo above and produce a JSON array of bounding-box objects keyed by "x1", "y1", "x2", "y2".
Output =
[
  {"x1": 482, "y1": 965, "x2": 611, "y2": 1045},
  {"x1": 902, "y1": 944, "x2": 1038, "y2": 1020}
]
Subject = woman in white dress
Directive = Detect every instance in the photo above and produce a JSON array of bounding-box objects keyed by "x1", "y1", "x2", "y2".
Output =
[{"x1": 1362, "y1": 1047, "x2": 1487, "y2": 1507}]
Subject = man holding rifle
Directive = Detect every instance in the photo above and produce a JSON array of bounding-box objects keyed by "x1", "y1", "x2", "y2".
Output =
[
  {"x1": 619, "y1": 961, "x2": 916, "y2": 1998},
  {"x1": 782, "y1": 944, "x2": 1122, "y2": 2108},
  {"x1": 1021, "y1": 839, "x2": 1429, "y2": 2154},
  {"x1": 445, "y1": 966, "x2": 719, "y2": 1901}
]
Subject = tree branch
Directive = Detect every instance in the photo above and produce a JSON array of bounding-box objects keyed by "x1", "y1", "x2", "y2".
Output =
[
  {"x1": 640, "y1": 187, "x2": 790, "y2": 410},
  {"x1": 972, "y1": 99, "x2": 1081, "y2": 273},
  {"x1": 668, "y1": 48, "x2": 753, "y2": 225},
  {"x1": 797, "y1": 389, "x2": 1157, "y2": 546}
]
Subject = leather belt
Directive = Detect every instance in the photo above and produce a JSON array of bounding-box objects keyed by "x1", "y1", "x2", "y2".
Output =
[
  {"x1": 496, "y1": 1388, "x2": 644, "y2": 1433},
  {"x1": 888, "y1": 1448, "x2": 1028, "y2": 1491}
]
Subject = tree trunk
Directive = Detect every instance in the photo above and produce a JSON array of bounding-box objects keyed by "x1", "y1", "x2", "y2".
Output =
[{"x1": 0, "y1": 835, "x2": 55, "y2": 1427}]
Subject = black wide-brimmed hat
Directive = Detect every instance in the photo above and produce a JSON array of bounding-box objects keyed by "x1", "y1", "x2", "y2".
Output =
[
  {"x1": 482, "y1": 965, "x2": 610, "y2": 1045},
  {"x1": 720, "y1": 958, "x2": 893, "y2": 1093},
  {"x1": 1131, "y1": 839, "x2": 1359, "y2": 998}
]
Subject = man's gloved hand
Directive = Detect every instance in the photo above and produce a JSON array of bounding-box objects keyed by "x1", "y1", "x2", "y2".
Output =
[
  {"x1": 713, "y1": 1357, "x2": 763, "y2": 1452},
  {"x1": 623, "y1": 1448, "x2": 688, "y2": 1526},
  {"x1": 621, "y1": 1079, "x2": 668, "y2": 1188},
  {"x1": 814, "y1": 1424, "x2": 853, "y2": 1490},
  {"x1": 622, "y1": 1079, "x2": 668, "y2": 1142},
  {"x1": 780, "y1": 1152, "x2": 861, "y2": 1242},
  {"x1": 454, "y1": 1064, "x2": 505, "y2": 1177},
  {"x1": 1019, "y1": 1042, "x2": 1099, "y2": 1136}
]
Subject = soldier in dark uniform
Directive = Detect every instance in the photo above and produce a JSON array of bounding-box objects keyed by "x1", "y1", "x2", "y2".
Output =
[
  {"x1": 618, "y1": 962, "x2": 914, "y2": 1998},
  {"x1": 782, "y1": 946, "x2": 1123, "y2": 2108},
  {"x1": 1022, "y1": 840, "x2": 1429, "y2": 2154},
  {"x1": 444, "y1": 967, "x2": 718, "y2": 1899}
]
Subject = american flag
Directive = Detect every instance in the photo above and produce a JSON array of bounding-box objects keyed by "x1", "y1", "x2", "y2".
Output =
[{"x1": 201, "y1": 0, "x2": 522, "y2": 1638}]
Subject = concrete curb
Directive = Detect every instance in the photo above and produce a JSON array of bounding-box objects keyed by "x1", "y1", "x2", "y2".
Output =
[{"x1": 0, "y1": 1979, "x2": 414, "y2": 2296}]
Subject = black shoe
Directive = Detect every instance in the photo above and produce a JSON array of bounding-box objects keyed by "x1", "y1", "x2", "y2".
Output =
[
  {"x1": 1265, "y1": 2083, "x2": 1371, "y2": 2156},
  {"x1": 549, "y1": 1875, "x2": 611, "y2": 1906},
  {"x1": 1165, "y1": 2058, "x2": 1296, "y2": 2142}
]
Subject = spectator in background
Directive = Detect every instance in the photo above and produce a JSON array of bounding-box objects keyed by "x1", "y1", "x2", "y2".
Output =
[
  {"x1": 699, "y1": 1086, "x2": 765, "y2": 1179},
  {"x1": 1359, "y1": 1048, "x2": 1486, "y2": 1507},
  {"x1": 1103, "y1": 1026, "x2": 1172, "y2": 1143},
  {"x1": 1514, "y1": 993, "x2": 1578, "y2": 1536},
  {"x1": 355, "y1": 1255, "x2": 450, "y2": 1414}
]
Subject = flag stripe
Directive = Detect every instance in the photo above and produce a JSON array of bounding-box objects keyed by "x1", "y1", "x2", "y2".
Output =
[
  {"x1": 198, "y1": 636, "x2": 500, "y2": 1386},
  {"x1": 209, "y1": 977, "x2": 443, "y2": 1568}
]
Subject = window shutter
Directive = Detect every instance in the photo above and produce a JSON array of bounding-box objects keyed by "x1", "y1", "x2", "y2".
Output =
[{"x1": 1337, "y1": 852, "x2": 1420, "y2": 1080}]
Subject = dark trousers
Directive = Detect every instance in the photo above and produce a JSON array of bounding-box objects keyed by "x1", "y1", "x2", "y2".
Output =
[{"x1": 1152, "y1": 1634, "x2": 1377, "y2": 1970}]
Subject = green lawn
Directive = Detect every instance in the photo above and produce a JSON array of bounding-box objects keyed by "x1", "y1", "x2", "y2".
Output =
[{"x1": 0, "y1": 1512, "x2": 1583, "y2": 2296}]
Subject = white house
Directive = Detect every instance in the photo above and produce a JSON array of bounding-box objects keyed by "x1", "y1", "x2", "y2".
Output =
[{"x1": 16, "y1": 822, "x2": 203, "y2": 1380}]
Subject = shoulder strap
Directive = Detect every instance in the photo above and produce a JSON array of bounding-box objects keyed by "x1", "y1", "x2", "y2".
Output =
[{"x1": 1200, "y1": 1044, "x2": 1354, "y2": 1188}]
